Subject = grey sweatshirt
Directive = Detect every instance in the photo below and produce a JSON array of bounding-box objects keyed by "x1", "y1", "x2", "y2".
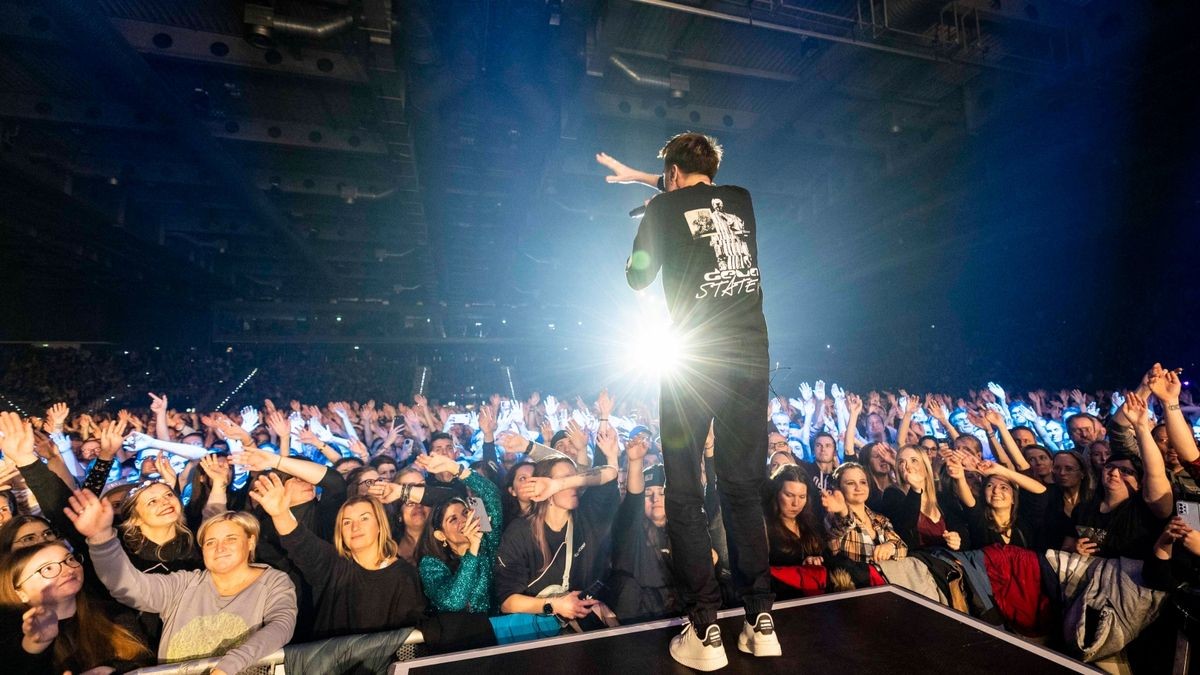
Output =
[{"x1": 90, "y1": 533, "x2": 297, "y2": 674}]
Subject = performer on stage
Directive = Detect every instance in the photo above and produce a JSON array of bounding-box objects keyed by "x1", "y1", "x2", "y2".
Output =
[{"x1": 597, "y1": 134, "x2": 778, "y2": 671}]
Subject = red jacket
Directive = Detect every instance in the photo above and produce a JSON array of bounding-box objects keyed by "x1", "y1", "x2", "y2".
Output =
[{"x1": 983, "y1": 543, "x2": 1052, "y2": 636}]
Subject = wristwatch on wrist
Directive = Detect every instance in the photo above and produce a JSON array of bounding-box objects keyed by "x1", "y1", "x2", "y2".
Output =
[{"x1": 542, "y1": 601, "x2": 554, "y2": 616}]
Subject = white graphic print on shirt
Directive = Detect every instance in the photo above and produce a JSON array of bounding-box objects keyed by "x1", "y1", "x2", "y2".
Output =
[{"x1": 684, "y1": 198, "x2": 760, "y2": 299}]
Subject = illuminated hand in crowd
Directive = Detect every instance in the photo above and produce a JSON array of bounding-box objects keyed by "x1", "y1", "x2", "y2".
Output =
[{"x1": 240, "y1": 406, "x2": 260, "y2": 433}]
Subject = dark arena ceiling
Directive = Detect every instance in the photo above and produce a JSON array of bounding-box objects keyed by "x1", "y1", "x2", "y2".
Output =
[{"x1": 0, "y1": 1, "x2": 1196, "y2": 387}]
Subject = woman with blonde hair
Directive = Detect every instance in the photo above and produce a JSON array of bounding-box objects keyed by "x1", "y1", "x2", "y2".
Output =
[
  {"x1": 67, "y1": 491, "x2": 296, "y2": 675},
  {"x1": 892, "y1": 445, "x2": 968, "y2": 551},
  {"x1": 250, "y1": 471, "x2": 427, "y2": 639}
]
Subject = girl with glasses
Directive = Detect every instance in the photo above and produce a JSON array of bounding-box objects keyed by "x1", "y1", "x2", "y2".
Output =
[{"x1": 0, "y1": 541, "x2": 151, "y2": 672}]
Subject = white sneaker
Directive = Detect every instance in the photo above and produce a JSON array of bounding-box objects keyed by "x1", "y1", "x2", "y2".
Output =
[
  {"x1": 737, "y1": 612, "x2": 781, "y2": 657},
  {"x1": 669, "y1": 622, "x2": 728, "y2": 671}
]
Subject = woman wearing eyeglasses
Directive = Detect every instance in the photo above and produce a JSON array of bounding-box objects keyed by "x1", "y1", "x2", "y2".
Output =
[
  {"x1": 67, "y1": 491, "x2": 297, "y2": 675},
  {"x1": 0, "y1": 515, "x2": 60, "y2": 553},
  {"x1": 0, "y1": 541, "x2": 152, "y2": 673},
  {"x1": 1065, "y1": 394, "x2": 1173, "y2": 559}
]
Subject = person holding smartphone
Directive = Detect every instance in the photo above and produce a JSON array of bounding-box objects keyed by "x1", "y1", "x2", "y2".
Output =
[
  {"x1": 598, "y1": 134, "x2": 777, "y2": 671},
  {"x1": 416, "y1": 452, "x2": 504, "y2": 614}
]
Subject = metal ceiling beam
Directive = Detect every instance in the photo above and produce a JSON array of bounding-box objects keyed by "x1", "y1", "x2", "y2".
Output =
[
  {"x1": 621, "y1": 0, "x2": 1054, "y2": 74},
  {"x1": 37, "y1": 0, "x2": 337, "y2": 287},
  {"x1": 0, "y1": 5, "x2": 369, "y2": 84}
]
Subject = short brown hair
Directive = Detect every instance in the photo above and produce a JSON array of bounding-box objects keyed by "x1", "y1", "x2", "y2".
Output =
[{"x1": 659, "y1": 132, "x2": 723, "y2": 179}]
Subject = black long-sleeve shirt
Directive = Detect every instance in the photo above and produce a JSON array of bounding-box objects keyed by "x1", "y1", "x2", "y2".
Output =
[
  {"x1": 629, "y1": 183, "x2": 766, "y2": 336},
  {"x1": 494, "y1": 481, "x2": 620, "y2": 604},
  {"x1": 278, "y1": 521, "x2": 427, "y2": 640}
]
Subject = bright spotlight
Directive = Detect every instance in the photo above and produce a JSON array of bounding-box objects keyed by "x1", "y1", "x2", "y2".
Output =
[{"x1": 624, "y1": 321, "x2": 684, "y2": 376}]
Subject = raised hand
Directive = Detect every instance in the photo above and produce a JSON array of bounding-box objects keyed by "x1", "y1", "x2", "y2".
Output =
[
  {"x1": 368, "y1": 481, "x2": 403, "y2": 504},
  {"x1": 875, "y1": 444, "x2": 897, "y2": 467},
  {"x1": 565, "y1": 419, "x2": 588, "y2": 456},
  {"x1": 1149, "y1": 369, "x2": 1182, "y2": 405},
  {"x1": 518, "y1": 476, "x2": 564, "y2": 503},
  {"x1": 231, "y1": 447, "x2": 280, "y2": 472},
  {"x1": 0, "y1": 412, "x2": 37, "y2": 465},
  {"x1": 478, "y1": 404, "x2": 498, "y2": 439},
  {"x1": 148, "y1": 392, "x2": 168, "y2": 416},
  {"x1": 983, "y1": 405, "x2": 1005, "y2": 429},
  {"x1": 830, "y1": 383, "x2": 845, "y2": 400},
  {"x1": 986, "y1": 382, "x2": 1007, "y2": 403},
  {"x1": 624, "y1": 435, "x2": 649, "y2": 462},
  {"x1": 954, "y1": 450, "x2": 981, "y2": 473},
  {"x1": 265, "y1": 410, "x2": 290, "y2": 438},
  {"x1": 846, "y1": 393, "x2": 863, "y2": 417},
  {"x1": 198, "y1": 454, "x2": 228, "y2": 488},
  {"x1": 595, "y1": 425, "x2": 619, "y2": 464},
  {"x1": 240, "y1": 406, "x2": 260, "y2": 433},
  {"x1": 64, "y1": 489, "x2": 114, "y2": 541},
  {"x1": 820, "y1": 489, "x2": 848, "y2": 516},
  {"x1": 814, "y1": 380, "x2": 826, "y2": 401},
  {"x1": 595, "y1": 152, "x2": 646, "y2": 185},
  {"x1": 943, "y1": 453, "x2": 965, "y2": 480},
  {"x1": 248, "y1": 473, "x2": 290, "y2": 517},
  {"x1": 498, "y1": 432, "x2": 529, "y2": 457},
  {"x1": 44, "y1": 402, "x2": 69, "y2": 433},
  {"x1": 153, "y1": 455, "x2": 177, "y2": 488},
  {"x1": 798, "y1": 382, "x2": 813, "y2": 401},
  {"x1": 596, "y1": 389, "x2": 614, "y2": 419},
  {"x1": 298, "y1": 428, "x2": 321, "y2": 447},
  {"x1": 263, "y1": 398, "x2": 277, "y2": 414},
  {"x1": 348, "y1": 438, "x2": 370, "y2": 461},
  {"x1": 21, "y1": 605, "x2": 59, "y2": 653},
  {"x1": 966, "y1": 409, "x2": 990, "y2": 431},
  {"x1": 1121, "y1": 391, "x2": 1150, "y2": 428},
  {"x1": 903, "y1": 395, "x2": 920, "y2": 416},
  {"x1": 924, "y1": 395, "x2": 946, "y2": 421},
  {"x1": 1070, "y1": 389, "x2": 1086, "y2": 407},
  {"x1": 416, "y1": 452, "x2": 461, "y2": 477}
]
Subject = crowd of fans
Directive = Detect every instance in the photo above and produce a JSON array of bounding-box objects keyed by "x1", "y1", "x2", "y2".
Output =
[{"x1": 0, "y1": 354, "x2": 1197, "y2": 674}]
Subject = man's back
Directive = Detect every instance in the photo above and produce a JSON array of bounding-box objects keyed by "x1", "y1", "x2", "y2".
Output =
[{"x1": 627, "y1": 183, "x2": 765, "y2": 336}]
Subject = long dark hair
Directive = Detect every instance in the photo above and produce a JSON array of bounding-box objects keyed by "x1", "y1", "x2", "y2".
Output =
[
  {"x1": 984, "y1": 475, "x2": 1026, "y2": 546},
  {"x1": 764, "y1": 465, "x2": 826, "y2": 561},
  {"x1": 0, "y1": 542, "x2": 150, "y2": 669},
  {"x1": 502, "y1": 459, "x2": 536, "y2": 525},
  {"x1": 417, "y1": 497, "x2": 469, "y2": 571},
  {"x1": 0, "y1": 514, "x2": 53, "y2": 553}
]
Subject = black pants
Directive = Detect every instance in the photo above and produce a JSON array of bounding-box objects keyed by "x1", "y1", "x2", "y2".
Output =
[{"x1": 661, "y1": 330, "x2": 773, "y2": 627}]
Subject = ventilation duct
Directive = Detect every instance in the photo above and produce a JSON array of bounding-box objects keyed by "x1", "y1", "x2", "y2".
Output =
[{"x1": 608, "y1": 55, "x2": 689, "y2": 104}]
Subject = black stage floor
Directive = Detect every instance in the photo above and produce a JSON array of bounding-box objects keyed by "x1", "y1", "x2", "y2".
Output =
[{"x1": 393, "y1": 586, "x2": 1098, "y2": 674}]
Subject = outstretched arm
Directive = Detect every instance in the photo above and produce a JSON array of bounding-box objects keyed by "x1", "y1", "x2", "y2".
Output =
[{"x1": 596, "y1": 153, "x2": 661, "y2": 190}]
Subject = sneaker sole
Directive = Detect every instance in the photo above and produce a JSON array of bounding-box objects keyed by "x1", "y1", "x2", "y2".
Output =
[
  {"x1": 670, "y1": 639, "x2": 729, "y2": 671},
  {"x1": 737, "y1": 631, "x2": 782, "y2": 657}
]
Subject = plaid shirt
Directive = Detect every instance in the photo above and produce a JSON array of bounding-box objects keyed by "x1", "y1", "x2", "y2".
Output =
[{"x1": 826, "y1": 506, "x2": 908, "y2": 564}]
